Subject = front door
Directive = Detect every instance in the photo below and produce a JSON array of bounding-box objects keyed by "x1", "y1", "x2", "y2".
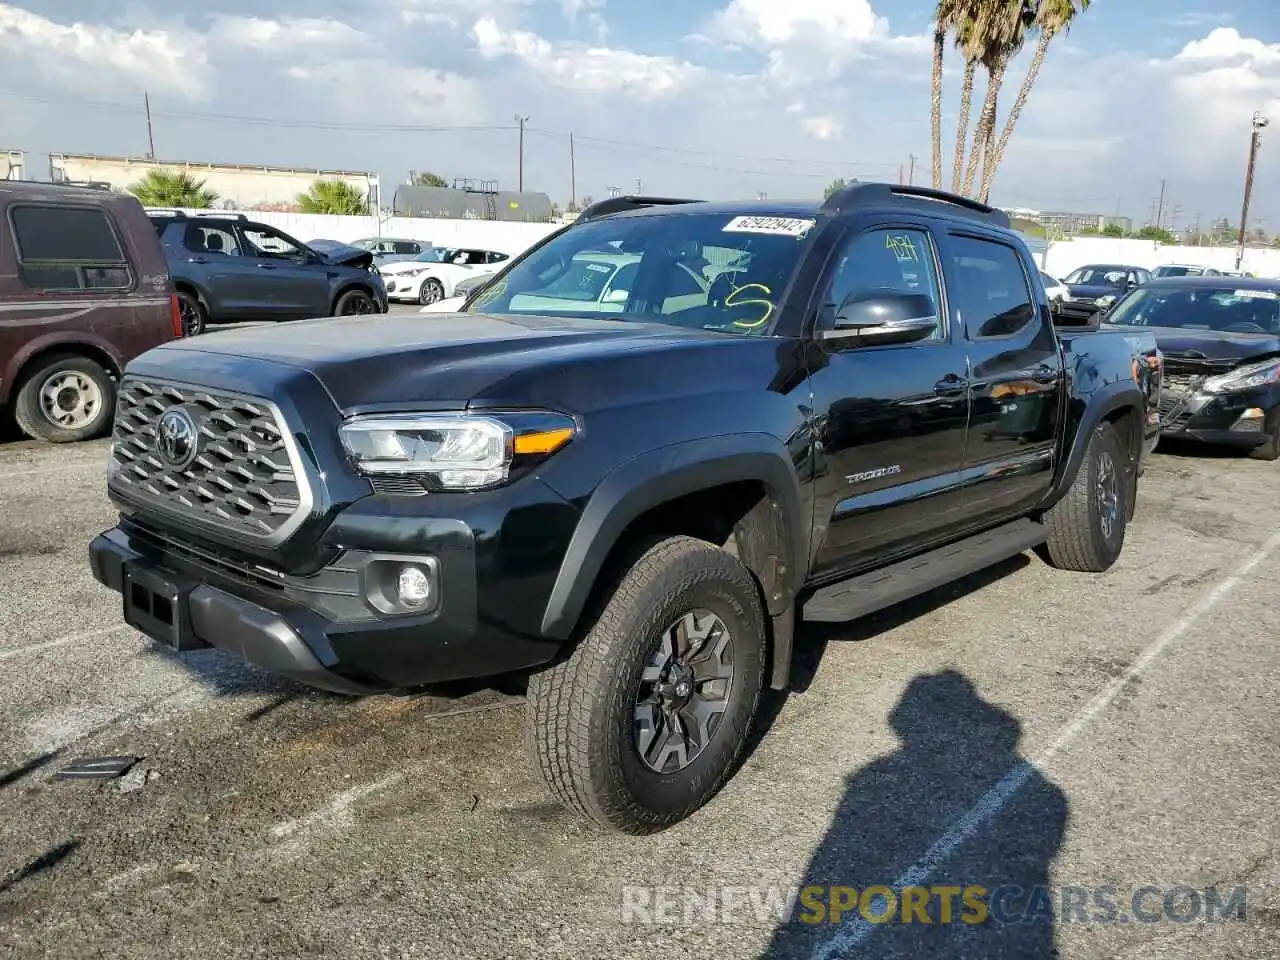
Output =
[
  {"x1": 942, "y1": 232, "x2": 1064, "y2": 524},
  {"x1": 806, "y1": 220, "x2": 972, "y2": 580},
  {"x1": 240, "y1": 224, "x2": 331, "y2": 318},
  {"x1": 181, "y1": 222, "x2": 268, "y2": 320}
]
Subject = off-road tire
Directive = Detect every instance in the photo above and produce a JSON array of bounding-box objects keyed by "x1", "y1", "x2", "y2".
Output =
[
  {"x1": 1041, "y1": 421, "x2": 1129, "y2": 572},
  {"x1": 1246, "y1": 419, "x2": 1280, "y2": 461},
  {"x1": 14, "y1": 354, "x2": 116, "y2": 443},
  {"x1": 528, "y1": 535, "x2": 766, "y2": 834},
  {"x1": 176, "y1": 291, "x2": 206, "y2": 336}
]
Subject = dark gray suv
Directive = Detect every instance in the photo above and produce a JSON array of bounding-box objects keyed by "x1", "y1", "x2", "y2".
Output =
[{"x1": 149, "y1": 212, "x2": 388, "y2": 335}]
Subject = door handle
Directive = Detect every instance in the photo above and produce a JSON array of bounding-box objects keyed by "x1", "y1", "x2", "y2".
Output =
[
  {"x1": 1031, "y1": 365, "x2": 1058, "y2": 384},
  {"x1": 187, "y1": 257, "x2": 207, "y2": 264},
  {"x1": 934, "y1": 375, "x2": 967, "y2": 397},
  {"x1": 256, "y1": 263, "x2": 277, "y2": 270}
]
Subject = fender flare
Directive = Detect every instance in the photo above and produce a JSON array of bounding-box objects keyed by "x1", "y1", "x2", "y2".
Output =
[
  {"x1": 1046, "y1": 380, "x2": 1145, "y2": 506},
  {"x1": 540, "y1": 433, "x2": 807, "y2": 640},
  {"x1": 1, "y1": 331, "x2": 125, "y2": 405}
]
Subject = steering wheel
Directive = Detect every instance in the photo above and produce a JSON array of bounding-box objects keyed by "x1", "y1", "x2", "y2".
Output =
[{"x1": 1222, "y1": 322, "x2": 1268, "y2": 334}]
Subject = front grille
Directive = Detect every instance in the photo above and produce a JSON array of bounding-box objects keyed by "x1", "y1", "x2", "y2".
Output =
[
  {"x1": 123, "y1": 517, "x2": 287, "y2": 591},
  {"x1": 109, "y1": 377, "x2": 310, "y2": 543}
]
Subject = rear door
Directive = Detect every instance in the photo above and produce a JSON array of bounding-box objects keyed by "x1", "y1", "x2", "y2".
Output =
[
  {"x1": 806, "y1": 216, "x2": 972, "y2": 579},
  {"x1": 239, "y1": 223, "x2": 331, "y2": 318},
  {"x1": 942, "y1": 231, "x2": 1064, "y2": 524}
]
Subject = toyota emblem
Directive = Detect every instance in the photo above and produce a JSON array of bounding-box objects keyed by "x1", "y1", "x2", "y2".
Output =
[{"x1": 156, "y1": 407, "x2": 199, "y2": 470}]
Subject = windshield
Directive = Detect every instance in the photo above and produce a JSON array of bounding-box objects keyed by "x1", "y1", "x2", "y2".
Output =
[
  {"x1": 413, "y1": 248, "x2": 456, "y2": 262},
  {"x1": 1039, "y1": 271, "x2": 1059, "y2": 287},
  {"x1": 1106, "y1": 286, "x2": 1280, "y2": 333},
  {"x1": 1065, "y1": 266, "x2": 1129, "y2": 286},
  {"x1": 465, "y1": 212, "x2": 817, "y2": 334}
]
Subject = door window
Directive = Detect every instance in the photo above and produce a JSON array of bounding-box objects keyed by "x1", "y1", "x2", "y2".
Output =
[
  {"x1": 948, "y1": 236, "x2": 1037, "y2": 339},
  {"x1": 243, "y1": 226, "x2": 305, "y2": 260},
  {"x1": 818, "y1": 227, "x2": 944, "y2": 339},
  {"x1": 184, "y1": 224, "x2": 242, "y2": 256},
  {"x1": 9, "y1": 204, "x2": 133, "y2": 292}
]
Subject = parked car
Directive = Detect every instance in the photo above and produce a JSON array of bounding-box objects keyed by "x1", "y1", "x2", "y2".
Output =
[
  {"x1": 0, "y1": 182, "x2": 181, "y2": 442},
  {"x1": 346, "y1": 236, "x2": 431, "y2": 266},
  {"x1": 380, "y1": 246, "x2": 512, "y2": 305},
  {"x1": 90, "y1": 184, "x2": 1161, "y2": 835},
  {"x1": 1062, "y1": 263, "x2": 1152, "y2": 308},
  {"x1": 420, "y1": 270, "x2": 498, "y2": 313},
  {"x1": 1104, "y1": 276, "x2": 1280, "y2": 459},
  {"x1": 1040, "y1": 270, "x2": 1068, "y2": 302},
  {"x1": 149, "y1": 211, "x2": 388, "y2": 335},
  {"x1": 1152, "y1": 264, "x2": 1223, "y2": 278}
]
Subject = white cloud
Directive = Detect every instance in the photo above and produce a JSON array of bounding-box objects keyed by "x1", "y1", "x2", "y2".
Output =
[
  {"x1": 1174, "y1": 27, "x2": 1280, "y2": 65},
  {"x1": 471, "y1": 16, "x2": 706, "y2": 99},
  {"x1": 1160, "y1": 11, "x2": 1235, "y2": 29},
  {"x1": 0, "y1": 2, "x2": 209, "y2": 98},
  {"x1": 208, "y1": 16, "x2": 372, "y2": 53},
  {"x1": 799, "y1": 116, "x2": 841, "y2": 140},
  {"x1": 282, "y1": 60, "x2": 486, "y2": 125},
  {"x1": 398, "y1": 0, "x2": 532, "y2": 29},
  {"x1": 700, "y1": 0, "x2": 927, "y2": 87}
]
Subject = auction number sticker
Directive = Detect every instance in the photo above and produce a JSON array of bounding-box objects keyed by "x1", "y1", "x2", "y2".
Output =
[
  {"x1": 722, "y1": 216, "x2": 815, "y2": 237},
  {"x1": 1234, "y1": 289, "x2": 1277, "y2": 299}
]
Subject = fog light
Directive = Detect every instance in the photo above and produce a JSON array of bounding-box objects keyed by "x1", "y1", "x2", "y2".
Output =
[
  {"x1": 1233, "y1": 408, "x2": 1266, "y2": 432},
  {"x1": 397, "y1": 566, "x2": 432, "y2": 607}
]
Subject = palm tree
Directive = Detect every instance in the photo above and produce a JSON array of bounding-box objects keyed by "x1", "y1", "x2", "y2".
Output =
[
  {"x1": 296, "y1": 179, "x2": 370, "y2": 215},
  {"x1": 960, "y1": 0, "x2": 1037, "y2": 198},
  {"x1": 949, "y1": 12, "x2": 985, "y2": 193},
  {"x1": 413, "y1": 172, "x2": 448, "y2": 187},
  {"x1": 980, "y1": 0, "x2": 1091, "y2": 201},
  {"x1": 930, "y1": 0, "x2": 965, "y2": 189},
  {"x1": 128, "y1": 170, "x2": 218, "y2": 208}
]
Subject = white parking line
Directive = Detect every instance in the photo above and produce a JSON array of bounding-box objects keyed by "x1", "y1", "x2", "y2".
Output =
[
  {"x1": 809, "y1": 526, "x2": 1280, "y2": 960},
  {"x1": 0, "y1": 465, "x2": 81, "y2": 480},
  {"x1": 0, "y1": 625, "x2": 130, "y2": 661}
]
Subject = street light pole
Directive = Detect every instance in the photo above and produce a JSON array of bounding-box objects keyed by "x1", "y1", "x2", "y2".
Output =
[{"x1": 1235, "y1": 111, "x2": 1268, "y2": 270}]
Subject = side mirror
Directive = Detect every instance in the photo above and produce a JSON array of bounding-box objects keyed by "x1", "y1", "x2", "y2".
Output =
[{"x1": 821, "y1": 292, "x2": 939, "y2": 347}]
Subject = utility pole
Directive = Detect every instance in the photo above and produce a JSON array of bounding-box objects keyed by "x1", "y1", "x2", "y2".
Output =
[
  {"x1": 1236, "y1": 111, "x2": 1268, "y2": 270},
  {"x1": 144, "y1": 92, "x2": 156, "y2": 159},
  {"x1": 514, "y1": 114, "x2": 529, "y2": 192},
  {"x1": 907, "y1": 154, "x2": 917, "y2": 186},
  {"x1": 569, "y1": 132, "x2": 576, "y2": 210},
  {"x1": 1154, "y1": 179, "x2": 1166, "y2": 229},
  {"x1": 898, "y1": 164, "x2": 904, "y2": 185}
]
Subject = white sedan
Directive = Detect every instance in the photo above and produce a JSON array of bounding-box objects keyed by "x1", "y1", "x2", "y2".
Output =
[{"x1": 380, "y1": 247, "x2": 511, "y2": 305}]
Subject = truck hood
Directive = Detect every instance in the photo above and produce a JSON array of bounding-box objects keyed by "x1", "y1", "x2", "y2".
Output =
[
  {"x1": 141, "y1": 311, "x2": 733, "y2": 411},
  {"x1": 1107, "y1": 325, "x2": 1280, "y2": 369}
]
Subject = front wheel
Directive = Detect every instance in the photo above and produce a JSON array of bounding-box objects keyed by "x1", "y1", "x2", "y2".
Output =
[
  {"x1": 419, "y1": 278, "x2": 445, "y2": 306},
  {"x1": 1040, "y1": 421, "x2": 1130, "y2": 572},
  {"x1": 13, "y1": 355, "x2": 116, "y2": 443},
  {"x1": 527, "y1": 536, "x2": 766, "y2": 834},
  {"x1": 1247, "y1": 416, "x2": 1280, "y2": 461},
  {"x1": 334, "y1": 289, "x2": 377, "y2": 316}
]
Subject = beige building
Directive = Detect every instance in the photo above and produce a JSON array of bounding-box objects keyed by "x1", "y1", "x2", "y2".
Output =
[{"x1": 47, "y1": 153, "x2": 380, "y2": 211}]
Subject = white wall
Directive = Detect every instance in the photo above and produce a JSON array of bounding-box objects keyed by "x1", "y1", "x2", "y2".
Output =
[
  {"x1": 160, "y1": 208, "x2": 562, "y2": 257},
  {"x1": 1041, "y1": 237, "x2": 1280, "y2": 280}
]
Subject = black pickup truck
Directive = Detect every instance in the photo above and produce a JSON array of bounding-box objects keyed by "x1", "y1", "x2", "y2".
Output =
[{"x1": 90, "y1": 184, "x2": 1162, "y2": 834}]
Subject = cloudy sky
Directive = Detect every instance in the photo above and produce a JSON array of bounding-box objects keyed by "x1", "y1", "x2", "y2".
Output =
[{"x1": 1, "y1": 0, "x2": 1277, "y2": 226}]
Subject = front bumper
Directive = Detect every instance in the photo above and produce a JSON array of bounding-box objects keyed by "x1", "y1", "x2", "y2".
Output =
[
  {"x1": 89, "y1": 522, "x2": 563, "y2": 695},
  {"x1": 1160, "y1": 388, "x2": 1277, "y2": 447},
  {"x1": 383, "y1": 275, "x2": 426, "y2": 301}
]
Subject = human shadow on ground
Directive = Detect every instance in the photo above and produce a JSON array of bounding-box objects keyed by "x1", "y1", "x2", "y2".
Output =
[{"x1": 766, "y1": 668, "x2": 1068, "y2": 960}]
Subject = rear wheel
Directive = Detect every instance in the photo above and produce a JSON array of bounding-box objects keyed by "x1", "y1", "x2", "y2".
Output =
[
  {"x1": 334, "y1": 289, "x2": 377, "y2": 316},
  {"x1": 528, "y1": 536, "x2": 766, "y2": 834},
  {"x1": 176, "y1": 291, "x2": 206, "y2": 336},
  {"x1": 13, "y1": 355, "x2": 116, "y2": 443},
  {"x1": 1041, "y1": 421, "x2": 1130, "y2": 572},
  {"x1": 419, "y1": 278, "x2": 445, "y2": 306}
]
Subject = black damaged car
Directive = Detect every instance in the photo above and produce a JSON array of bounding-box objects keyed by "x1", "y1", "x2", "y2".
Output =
[{"x1": 1104, "y1": 276, "x2": 1280, "y2": 460}]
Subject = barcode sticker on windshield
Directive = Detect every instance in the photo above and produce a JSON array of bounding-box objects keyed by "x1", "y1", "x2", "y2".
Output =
[
  {"x1": 1234, "y1": 289, "x2": 1277, "y2": 299},
  {"x1": 722, "y1": 216, "x2": 815, "y2": 237}
]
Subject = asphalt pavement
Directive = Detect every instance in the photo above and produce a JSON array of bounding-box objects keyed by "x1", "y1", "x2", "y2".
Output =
[{"x1": 0, "y1": 427, "x2": 1277, "y2": 959}]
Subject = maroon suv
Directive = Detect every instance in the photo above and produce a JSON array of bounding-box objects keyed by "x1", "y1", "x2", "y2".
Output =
[{"x1": 0, "y1": 181, "x2": 181, "y2": 442}]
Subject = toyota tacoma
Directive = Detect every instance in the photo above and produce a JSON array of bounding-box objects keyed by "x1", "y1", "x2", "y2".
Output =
[{"x1": 90, "y1": 184, "x2": 1162, "y2": 834}]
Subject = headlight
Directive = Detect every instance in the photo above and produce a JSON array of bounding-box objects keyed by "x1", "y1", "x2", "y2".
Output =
[
  {"x1": 339, "y1": 412, "x2": 576, "y2": 490},
  {"x1": 1202, "y1": 357, "x2": 1280, "y2": 394}
]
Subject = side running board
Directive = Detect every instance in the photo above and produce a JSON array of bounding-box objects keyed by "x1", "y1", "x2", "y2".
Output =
[{"x1": 801, "y1": 518, "x2": 1047, "y2": 623}]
